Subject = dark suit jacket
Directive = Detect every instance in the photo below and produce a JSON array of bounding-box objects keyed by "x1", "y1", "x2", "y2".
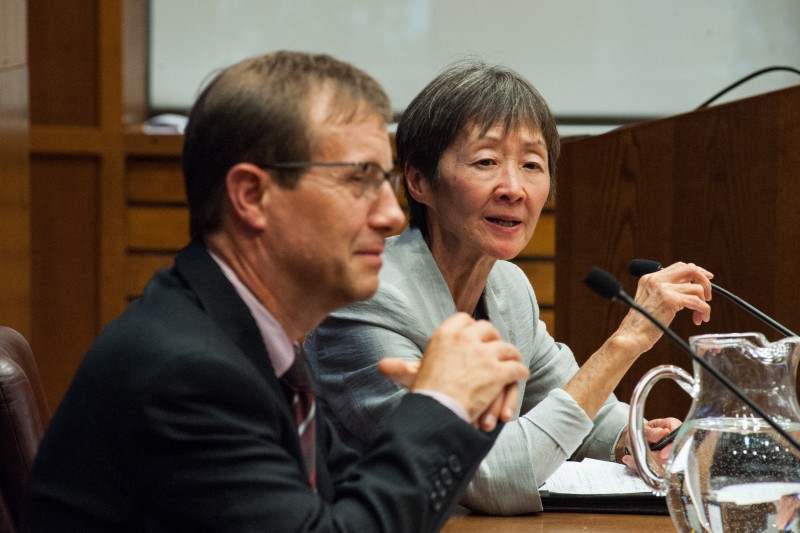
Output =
[{"x1": 22, "y1": 241, "x2": 497, "y2": 532}]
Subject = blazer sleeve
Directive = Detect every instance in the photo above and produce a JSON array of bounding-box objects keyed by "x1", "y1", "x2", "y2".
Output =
[
  {"x1": 461, "y1": 270, "x2": 628, "y2": 514},
  {"x1": 460, "y1": 319, "x2": 627, "y2": 514},
  {"x1": 131, "y1": 348, "x2": 494, "y2": 533},
  {"x1": 306, "y1": 269, "x2": 629, "y2": 516}
]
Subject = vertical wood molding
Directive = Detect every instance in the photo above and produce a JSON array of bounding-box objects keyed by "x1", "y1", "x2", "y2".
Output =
[
  {"x1": 122, "y1": 0, "x2": 148, "y2": 126},
  {"x1": 98, "y1": 0, "x2": 128, "y2": 324},
  {"x1": 98, "y1": 0, "x2": 149, "y2": 324},
  {"x1": 0, "y1": 0, "x2": 30, "y2": 337}
]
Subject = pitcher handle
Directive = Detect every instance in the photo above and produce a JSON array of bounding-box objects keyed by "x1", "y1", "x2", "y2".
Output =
[{"x1": 628, "y1": 364, "x2": 694, "y2": 493}]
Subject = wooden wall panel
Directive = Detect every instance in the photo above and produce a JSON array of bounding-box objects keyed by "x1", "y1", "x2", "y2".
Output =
[
  {"x1": 518, "y1": 211, "x2": 555, "y2": 257},
  {"x1": 123, "y1": 149, "x2": 185, "y2": 302},
  {"x1": 30, "y1": 156, "x2": 100, "y2": 408},
  {"x1": 28, "y1": 0, "x2": 100, "y2": 126},
  {"x1": 127, "y1": 207, "x2": 189, "y2": 251},
  {"x1": 127, "y1": 158, "x2": 186, "y2": 203},
  {"x1": 0, "y1": 0, "x2": 30, "y2": 337}
]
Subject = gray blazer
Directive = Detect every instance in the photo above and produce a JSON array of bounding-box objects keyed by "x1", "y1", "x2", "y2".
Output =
[{"x1": 305, "y1": 226, "x2": 629, "y2": 515}]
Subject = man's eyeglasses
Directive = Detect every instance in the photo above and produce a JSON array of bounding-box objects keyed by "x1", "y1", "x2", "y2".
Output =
[{"x1": 260, "y1": 162, "x2": 403, "y2": 199}]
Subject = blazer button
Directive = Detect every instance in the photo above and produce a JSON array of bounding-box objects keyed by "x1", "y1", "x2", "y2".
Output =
[
  {"x1": 434, "y1": 478, "x2": 446, "y2": 497},
  {"x1": 441, "y1": 467, "x2": 454, "y2": 486},
  {"x1": 429, "y1": 490, "x2": 441, "y2": 511},
  {"x1": 448, "y1": 455, "x2": 462, "y2": 473}
]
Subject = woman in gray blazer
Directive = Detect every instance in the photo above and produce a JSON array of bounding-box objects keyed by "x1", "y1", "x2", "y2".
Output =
[{"x1": 304, "y1": 59, "x2": 714, "y2": 515}]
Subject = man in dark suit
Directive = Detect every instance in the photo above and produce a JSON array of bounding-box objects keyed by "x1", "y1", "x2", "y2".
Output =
[{"x1": 22, "y1": 51, "x2": 528, "y2": 532}]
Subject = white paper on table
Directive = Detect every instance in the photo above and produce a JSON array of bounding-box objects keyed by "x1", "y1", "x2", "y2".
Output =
[{"x1": 540, "y1": 458, "x2": 653, "y2": 495}]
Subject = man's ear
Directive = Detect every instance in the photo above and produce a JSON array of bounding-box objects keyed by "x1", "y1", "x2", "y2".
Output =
[
  {"x1": 224, "y1": 163, "x2": 272, "y2": 231},
  {"x1": 404, "y1": 162, "x2": 432, "y2": 206}
]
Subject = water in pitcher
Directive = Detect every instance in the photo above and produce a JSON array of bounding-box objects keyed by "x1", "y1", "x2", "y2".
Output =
[{"x1": 666, "y1": 418, "x2": 800, "y2": 533}]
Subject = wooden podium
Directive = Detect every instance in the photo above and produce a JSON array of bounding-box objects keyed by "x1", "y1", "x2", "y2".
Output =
[{"x1": 555, "y1": 85, "x2": 800, "y2": 419}]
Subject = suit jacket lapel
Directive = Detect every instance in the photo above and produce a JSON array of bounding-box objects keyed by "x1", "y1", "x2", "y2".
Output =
[
  {"x1": 169, "y1": 239, "x2": 336, "y2": 496},
  {"x1": 172, "y1": 240, "x2": 284, "y2": 400}
]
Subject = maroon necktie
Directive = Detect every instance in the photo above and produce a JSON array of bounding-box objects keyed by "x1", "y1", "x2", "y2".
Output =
[{"x1": 281, "y1": 352, "x2": 317, "y2": 491}]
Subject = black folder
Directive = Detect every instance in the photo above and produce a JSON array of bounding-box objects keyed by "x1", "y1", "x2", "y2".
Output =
[{"x1": 540, "y1": 491, "x2": 669, "y2": 515}]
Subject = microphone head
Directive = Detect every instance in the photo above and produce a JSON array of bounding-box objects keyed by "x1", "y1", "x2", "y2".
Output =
[
  {"x1": 584, "y1": 267, "x2": 622, "y2": 300},
  {"x1": 629, "y1": 259, "x2": 662, "y2": 278}
]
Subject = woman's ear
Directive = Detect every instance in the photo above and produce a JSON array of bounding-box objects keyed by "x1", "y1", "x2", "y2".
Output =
[
  {"x1": 224, "y1": 163, "x2": 272, "y2": 231},
  {"x1": 404, "y1": 162, "x2": 432, "y2": 206}
]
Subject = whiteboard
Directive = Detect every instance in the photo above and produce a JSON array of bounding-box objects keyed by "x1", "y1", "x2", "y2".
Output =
[{"x1": 149, "y1": 0, "x2": 800, "y2": 122}]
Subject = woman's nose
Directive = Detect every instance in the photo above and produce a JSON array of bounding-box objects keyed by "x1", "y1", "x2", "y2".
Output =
[{"x1": 493, "y1": 164, "x2": 526, "y2": 201}]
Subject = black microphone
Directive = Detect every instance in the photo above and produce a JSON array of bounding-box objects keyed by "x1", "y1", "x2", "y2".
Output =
[
  {"x1": 584, "y1": 266, "x2": 800, "y2": 452},
  {"x1": 629, "y1": 259, "x2": 797, "y2": 338}
]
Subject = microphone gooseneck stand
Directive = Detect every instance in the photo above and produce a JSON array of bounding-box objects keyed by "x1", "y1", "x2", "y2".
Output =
[
  {"x1": 629, "y1": 259, "x2": 798, "y2": 338},
  {"x1": 584, "y1": 266, "x2": 800, "y2": 453}
]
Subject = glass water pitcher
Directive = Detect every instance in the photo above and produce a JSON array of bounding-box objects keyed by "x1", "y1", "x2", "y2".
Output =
[{"x1": 629, "y1": 333, "x2": 800, "y2": 532}]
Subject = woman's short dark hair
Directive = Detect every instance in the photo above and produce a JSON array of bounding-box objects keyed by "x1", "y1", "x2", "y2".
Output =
[
  {"x1": 182, "y1": 51, "x2": 392, "y2": 239},
  {"x1": 395, "y1": 59, "x2": 560, "y2": 236}
]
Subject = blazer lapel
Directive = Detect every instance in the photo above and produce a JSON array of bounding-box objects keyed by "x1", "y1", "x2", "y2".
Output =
[
  {"x1": 395, "y1": 228, "x2": 513, "y2": 343},
  {"x1": 392, "y1": 228, "x2": 457, "y2": 325},
  {"x1": 172, "y1": 240, "x2": 284, "y2": 399},
  {"x1": 169, "y1": 240, "x2": 329, "y2": 494},
  {"x1": 483, "y1": 276, "x2": 512, "y2": 344}
]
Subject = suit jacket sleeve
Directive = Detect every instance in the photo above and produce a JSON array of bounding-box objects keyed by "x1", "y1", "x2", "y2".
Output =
[{"x1": 128, "y1": 336, "x2": 496, "y2": 533}]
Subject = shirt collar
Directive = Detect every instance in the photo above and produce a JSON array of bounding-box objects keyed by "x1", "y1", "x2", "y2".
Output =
[{"x1": 208, "y1": 250, "x2": 296, "y2": 378}]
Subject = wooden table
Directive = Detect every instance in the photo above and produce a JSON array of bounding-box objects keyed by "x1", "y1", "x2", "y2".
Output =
[{"x1": 442, "y1": 512, "x2": 675, "y2": 532}]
